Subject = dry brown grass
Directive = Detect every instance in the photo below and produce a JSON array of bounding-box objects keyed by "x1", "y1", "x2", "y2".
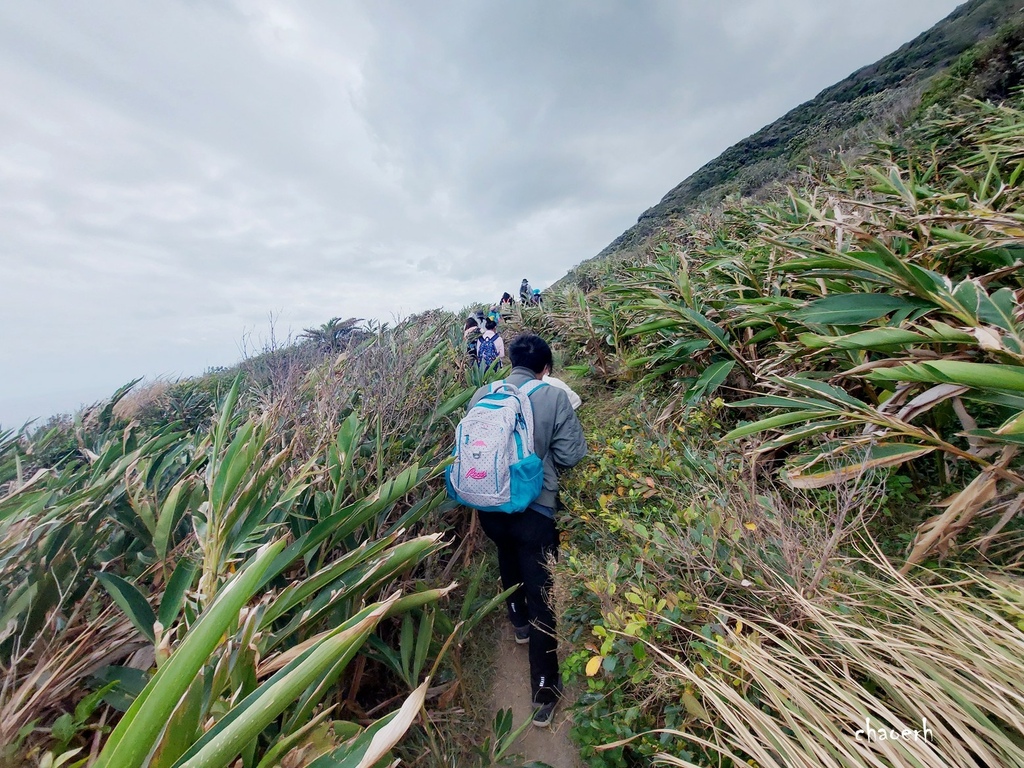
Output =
[
  {"x1": 109, "y1": 379, "x2": 172, "y2": 423},
  {"x1": 608, "y1": 552, "x2": 1024, "y2": 767}
]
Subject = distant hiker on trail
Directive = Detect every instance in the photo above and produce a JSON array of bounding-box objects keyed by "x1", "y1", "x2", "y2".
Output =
[
  {"x1": 446, "y1": 334, "x2": 587, "y2": 727},
  {"x1": 487, "y1": 305, "x2": 501, "y2": 325},
  {"x1": 463, "y1": 316, "x2": 482, "y2": 364},
  {"x1": 500, "y1": 291, "x2": 515, "y2": 307},
  {"x1": 476, "y1": 318, "x2": 504, "y2": 370},
  {"x1": 531, "y1": 288, "x2": 543, "y2": 306},
  {"x1": 520, "y1": 278, "x2": 532, "y2": 304}
]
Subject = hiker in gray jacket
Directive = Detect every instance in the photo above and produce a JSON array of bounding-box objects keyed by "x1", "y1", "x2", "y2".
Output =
[{"x1": 468, "y1": 333, "x2": 587, "y2": 727}]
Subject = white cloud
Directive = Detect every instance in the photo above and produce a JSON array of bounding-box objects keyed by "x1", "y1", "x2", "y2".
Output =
[{"x1": 0, "y1": 0, "x2": 965, "y2": 426}]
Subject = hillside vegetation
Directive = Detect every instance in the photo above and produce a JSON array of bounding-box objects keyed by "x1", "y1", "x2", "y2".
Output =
[
  {"x1": 577, "y1": 0, "x2": 1024, "y2": 274},
  {"x1": 5, "y1": 6, "x2": 1024, "y2": 768},
  {"x1": 541, "y1": 95, "x2": 1024, "y2": 766}
]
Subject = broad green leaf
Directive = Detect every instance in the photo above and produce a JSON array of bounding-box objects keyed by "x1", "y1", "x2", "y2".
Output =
[
  {"x1": 985, "y1": 287, "x2": 1020, "y2": 334},
  {"x1": 51, "y1": 714, "x2": 75, "y2": 745},
  {"x1": 400, "y1": 613, "x2": 415, "y2": 683},
  {"x1": 923, "y1": 320, "x2": 975, "y2": 343},
  {"x1": 747, "y1": 326, "x2": 780, "y2": 345},
  {"x1": 687, "y1": 360, "x2": 735, "y2": 403},
  {"x1": 74, "y1": 682, "x2": 119, "y2": 724},
  {"x1": 867, "y1": 361, "x2": 1024, "y2": 392},
  {"x1": 798, "y1": 328, "x2": 927, "y2": 351},
  {"x1": 952, "y1": 279, "x2": 986, "y2": 321},
  {"x1": 413, "y1": 609, "x2": 434, "y2": 684},
  {"x1": 951, "y1": 279, "x2": 1020, "y2": 333},
  {"x1": 385, "y1": 584, "x2": 459, "y2": 619},
  {"x1": 430, "y1": 387, "x2": 475, "y2": 423},
  {"x1": 722, "y1": 411, "x2": 831, "y2": 441},
  {"x1": 964, "y1": 429, "x2": 1024, "y2": 446},
  {"x1": 960, "y1": 390, "x2": 1024, "y2": 410},
  {"x1": 620, "y1": 317, "x2": 682, "y2": 337},
  {"x1": 678, "y1": 307, "x2": 732, "y2": 349},
  {"x1": 149, "y1": 677, "x2": 204, "y2": 768},
  {"x1": 260, "y1": 465, "x2": 431, "y2": 588},
  {"x1": 95, "y1": 572, "x2": 157, "y2": 645},
  {"x1": 455, "y1": 583, "x2": 516, "y2": 638},
  {"x1": 172, "y1": 598, "x2": 398, "y2": 768},
  {"x1": 328, "y1": 413, "x2": 362, "y2": 491},
  {"x1": 265, "y1": 535, "x2": 444, "y2": 651},
  {"x1": 211, "y1": 376, "x2": 241, "y2": 462},
  {"x1": 92, "y1": 666, "x2": 149, "y2": 712},
  {"x1": 209, "y1": 421, "x2": 258, "y2": 518},
  {"x1": 262, "y1": 533, "x2": 401, "y2": 626},
  {"x1": 791, "y1": 293, "x2": 928, "y2": 326},
  {"x1": 730, "y1": 395, "x2": 837, "y2": 411},
  {"x1": 865, "y1": 238, "x2": 942, "y2": 297},
  {"x1": 758, "y1": 419, "x2": 849, "y2": 451},
  {"x1": 306, "y1": 681, "x2": 429, "y2": 768},
  {"x1": 158, "y1": 559, "x2": 197, "y2": 629},
  {"x1": 996, "y1": 410, "x2": 1024, "y2": 435},
  {"x1": 778, "y1": 377, "x2": 868, "y2": 410},
  {"x1": 787, "y1": 442, "x2": 935, "y2": 488},
  {"x1": 153, "y1": 477, "x2": 194, "y2": 562},
  {"x1": 254, "y1": 710, "x2": 334, "y2": 768},
  {"x1": 930, "y1": 226, "x2": 982, "y2": 244},
  {"x1": 94, "y1": 540, "x2": 285, "y2": 768}
]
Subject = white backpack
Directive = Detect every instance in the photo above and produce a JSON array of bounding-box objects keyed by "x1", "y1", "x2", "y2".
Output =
[{"x1": 445, "y1": 379, "x2": 548, "y2": 512}]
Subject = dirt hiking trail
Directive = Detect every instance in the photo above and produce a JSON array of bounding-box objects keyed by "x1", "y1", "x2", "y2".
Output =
[{"x1": 488, "y1": 622, "x2": 583, "y2": 768}]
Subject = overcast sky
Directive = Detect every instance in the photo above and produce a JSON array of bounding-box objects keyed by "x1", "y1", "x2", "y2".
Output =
[{"x1": 0, "y1": 0, "x2": 966, "y2": 428}]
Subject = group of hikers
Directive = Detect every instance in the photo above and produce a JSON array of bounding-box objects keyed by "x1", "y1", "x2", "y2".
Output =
[
  {"x1": 518, "y1": 277, "x2": 544, "y2": 306},
  {"x1": 462, "y1": 307, "x2": 505, "y2": 370},
  {"x1": 449, "y1": 281, "x2": 584, "y2": 729},
  {"x1": 462, "y1": 279, "x2": 545, "y2": 371}
]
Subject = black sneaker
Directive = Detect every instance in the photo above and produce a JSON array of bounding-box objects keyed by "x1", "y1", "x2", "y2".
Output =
[
  {"x1": 513, "y1": 624, "x2": 530, "y2": 644},
  {"x1": 531, "y1": 677, "x2": 564, "y2": 707},
  {"x1": 532, "y1": 699, "x2": 557, "y2": 728}
]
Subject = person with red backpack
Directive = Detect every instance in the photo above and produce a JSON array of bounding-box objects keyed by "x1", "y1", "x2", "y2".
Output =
[{"x1": 447, "y1": 334, "x2": 587, "y2": 727}]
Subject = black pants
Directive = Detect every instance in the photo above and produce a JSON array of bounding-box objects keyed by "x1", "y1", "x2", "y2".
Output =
[{"x1": 478, "y1": 509, "x2": 559, "y2": 701}]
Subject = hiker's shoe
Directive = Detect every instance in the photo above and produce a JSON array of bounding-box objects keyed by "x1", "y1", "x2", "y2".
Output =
[
  {"x1": 513, "y1": 624, "x2": 530, "y2": 645},
  {"x1": 531, "y1": 677, "x2": 564, "y2": 707},
  {"x1": 532, "y1": 698, "x2": 558, "y2": 728}
]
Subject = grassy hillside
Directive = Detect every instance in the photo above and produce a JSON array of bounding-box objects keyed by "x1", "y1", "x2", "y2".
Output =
[
  {"x1": 6, "y1": 93, "x2": 1024, "y2": 766},
  {"x1": 577, "y1": 0, "x2": 1024, "y2": 273},
  {"x1": 541, "y1": 95, "x2": 1024, "y2": 764},
  {"x1": 5, "y1": 7, "x2": 1024, "y2": 768}
]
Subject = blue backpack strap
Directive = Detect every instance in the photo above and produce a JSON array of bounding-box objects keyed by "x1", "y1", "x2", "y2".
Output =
[{"x1": 519, "y1": 380, "x2": 549, "y2": 397}]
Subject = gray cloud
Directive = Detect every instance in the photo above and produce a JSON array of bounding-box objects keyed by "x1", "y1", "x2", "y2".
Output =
[{"x1": 0, "y1": 0, "x2": 964, "y2": 426}]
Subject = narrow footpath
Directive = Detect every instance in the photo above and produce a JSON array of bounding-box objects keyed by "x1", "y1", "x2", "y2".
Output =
[{"x1": 488, "y1": 623, "x2": 583, "y2": 768}]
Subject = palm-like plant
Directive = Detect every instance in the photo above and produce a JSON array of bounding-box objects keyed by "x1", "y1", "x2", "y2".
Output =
[{"x1": 299, "y1": 317, "x2": 363, "y2": 353}]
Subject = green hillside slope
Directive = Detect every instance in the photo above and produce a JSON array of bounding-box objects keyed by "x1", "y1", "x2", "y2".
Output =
[{"x1": 585, "y1": 0, "x2": 1024, "y2": 268}]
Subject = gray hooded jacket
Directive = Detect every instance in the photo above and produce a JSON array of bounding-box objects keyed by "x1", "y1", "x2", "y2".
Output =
[{"x1": 468, "y1": 367, "x2": 588, "y2": 510}]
